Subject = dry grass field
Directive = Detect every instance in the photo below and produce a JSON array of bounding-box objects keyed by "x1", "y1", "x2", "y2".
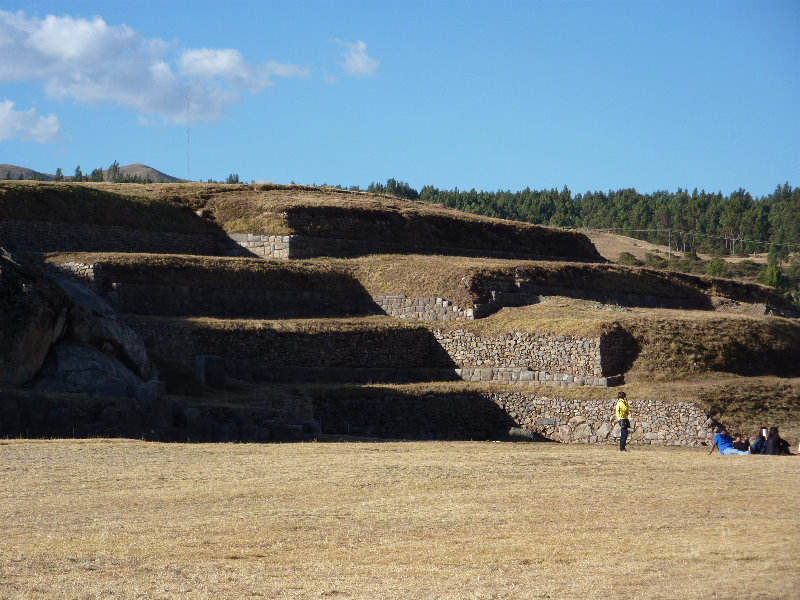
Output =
[
  {"x1": 584, "y1": 230, "x2": 772, "y2": 265},
  {"x1": 1, "y1": 439, "x2": 798, "y2": 599}
]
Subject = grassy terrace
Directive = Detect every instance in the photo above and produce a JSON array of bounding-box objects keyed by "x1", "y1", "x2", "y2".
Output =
[
  {"x1": 0, "y1": 181, "x2": 211, "y2": 234},
  {"x1": 451, "y1": 300, "x2": 800, "y2": 376},
  {"x1": 1, "y1": 181, "x2": 601, "y2": 260},
  {"x1": 2, "y1": 439, "x2": 797, "y2": 599},
  {"x1": 42, "y1": 252, "x2": 788, "y2": 312}
]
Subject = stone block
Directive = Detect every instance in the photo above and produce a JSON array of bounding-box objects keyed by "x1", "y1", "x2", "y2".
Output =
[
  {"x1": 573, "y1": 423, "x2": 592, "y2": 439},
  {"x1": 596, "y1": 422, "x2": 613, "y2": 439},
  {"x1": 194, "y1": 355, "x2": 226, "y2": 388},
  {"x1": 95, "y1": 381, "x2": 131, "y2": 398},
  {"x1": 240, "y1": 424, "x2": 259, "y2": 442}
]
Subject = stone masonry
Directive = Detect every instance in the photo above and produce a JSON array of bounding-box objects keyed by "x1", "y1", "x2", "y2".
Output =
[
  {"x1": 311, "y1": 390, "x2": 719, "y2": 445},
  {"x1": 47, "y1": 261, "x2": 628, "y2": 387},
  {"x1": 434, "y1": 329, "x2": 627, "y2": 384},
  {"x1": 494, "y1": 392, "x2": 719, "y2": 446},
  {"x1": 374, "y1": 295, "x2": 475, "y2": 321}
]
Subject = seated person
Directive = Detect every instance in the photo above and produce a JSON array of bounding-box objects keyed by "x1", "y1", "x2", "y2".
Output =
[
  {"x1": 750, "y1": 430, "x2": 767, "y2": 454},
  {"x1": 708, "y1": 426, "x2": 749, "y2": 456},
  {"x1": 732, "y1": 435, "x2": 750, "y2": 451},
  {"x1": 764, "y1": 427, "x2": 791, "y2": 455}
]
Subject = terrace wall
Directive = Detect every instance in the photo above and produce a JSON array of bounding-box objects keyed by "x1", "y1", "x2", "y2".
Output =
[
  {"x1": 2, "y1": 388, "x2": 718, "y2": 446},
  {"x1": 42, "y1": 259, "x2": 780, "y2": 327},
  {"x1": 494, "y1": 392, "x2": 718, "y2": 446},
  {"x1": 312, "y1": 390, "x2": 718, "y2": 445},
  {"x1": 0, "y1": 389, "x2": 314, "y2": 443},
  {"x1": 127, "y1": 317, "x2": 626, "y2": 386},
  {"x1": 41, "y1": 261, "x2": 380, "y2": 318},
  {"x1": 226, "y1": 232, "x2": 598, "y2": 261},
  {"x1": 0, "y1": 220, "x2": 224, "y2": 255},
  {"x1": 0, "y1": 221, "x2": 598, "y2": 262}
]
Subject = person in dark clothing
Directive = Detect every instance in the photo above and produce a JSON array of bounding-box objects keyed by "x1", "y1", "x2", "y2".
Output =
[
  {"x1": 732, "y1": 435, "x2": 750, "y2": 452},
  {"x1": 764, "y1": 427, "x2": 791, "y2": 455},
  {"x1": 750, "y1": 429, "x2": 767, "y2": 454}
]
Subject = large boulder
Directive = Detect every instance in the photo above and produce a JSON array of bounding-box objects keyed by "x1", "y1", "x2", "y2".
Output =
[
  {"x1": 0, "y1": 247, "x2": 156, "y2": 395},
  {"x1": 33, "y1": 343, "x2": 144, "y2": 394},
  {"x1": 53, "y1": 276, "x2": 153, "y2": 381},
  {"x1": 0, "y1": 249, "x2": 68, "y2": 384}
]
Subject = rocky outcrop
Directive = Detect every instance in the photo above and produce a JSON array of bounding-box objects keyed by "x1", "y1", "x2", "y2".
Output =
[
  {"x1": 33, "y1": 343, "x2": 147, "y2": 394},
  {"x1": 0, "y1": 247, "x2": 156, "y2": 395},
  {"x1": 54, "y1": 276, "x2": 152, "y2": 381},
  {"x1": 0, "y1": 249, "x2": 68, "y2": 384}
]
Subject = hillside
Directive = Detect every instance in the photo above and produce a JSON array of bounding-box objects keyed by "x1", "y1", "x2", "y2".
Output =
[
  {"x1": 1, "y1": 180, "x2": 798, "y2": 447},
  {"x1": 0, "y1": 164, "x2": 52, "y2": 181},
  {"x1": 0, "y1": 181, "x2": 603, "y2": 261},
  {"x1": 112, "y1": 163, "x2": 182, "y2": 183},
  {"x1": 0, "y1": 163, "x2": 180, "y2": 183},
  {"x1": 586, "y1": 230, "x2": 772, "y2": 265}
]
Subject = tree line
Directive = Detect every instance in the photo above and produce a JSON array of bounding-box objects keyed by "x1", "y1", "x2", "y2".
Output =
[{"x1": 363, "y1": 180, "x2": 799, "y2": 258}]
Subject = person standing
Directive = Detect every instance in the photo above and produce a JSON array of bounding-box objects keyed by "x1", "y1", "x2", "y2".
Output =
[{"x1": 614, "y1": 391, "x2": 630, "y2": 452}]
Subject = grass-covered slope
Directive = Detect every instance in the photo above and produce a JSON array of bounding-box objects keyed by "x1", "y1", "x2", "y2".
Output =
[
  {"x1": 0, "y1": 182, "x2": 212, "y2": 234},
  {"x1": 2, "y1": 181, "x2": 603, "y2": 261}
]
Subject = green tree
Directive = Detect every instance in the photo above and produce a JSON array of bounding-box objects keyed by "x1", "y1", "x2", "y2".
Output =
[
  {"x1": 74, "y1": 166, "x2": 83, "y2": 181},
  {"x1": 705, "y1": 258, "x2": 729, "y2": 278},
  {"x1": 226, "y1": 173, "x2": 240, "y2": 184},
  {"x1": 54, "y1": 168, "x2": 63, "y2": 181},
  {"x1": 108, "y1": 160, "x2": 121, "y2": 182},
  {"x1": 758, "y1": 246, "x2": 782, "y2": 288}
]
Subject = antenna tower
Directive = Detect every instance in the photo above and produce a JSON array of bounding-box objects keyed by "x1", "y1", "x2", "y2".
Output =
[{"x1": 187, "y1": 85, "x2": 191, "y2": 181}]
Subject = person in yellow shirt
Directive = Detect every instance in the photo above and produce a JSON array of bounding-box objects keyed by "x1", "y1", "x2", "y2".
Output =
[{"x1": 614, "y1": 391, "x2": 630, "y2": 451}]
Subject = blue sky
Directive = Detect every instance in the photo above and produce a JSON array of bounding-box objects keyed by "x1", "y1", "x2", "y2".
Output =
[{"x1": 1, "y1": 0, "x2": 797, "y2": 197}]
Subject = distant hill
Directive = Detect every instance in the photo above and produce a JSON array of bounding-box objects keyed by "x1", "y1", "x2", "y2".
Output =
[
  {"x1": 0, "y1": 163, "x2": 182, "y2": 183},
  {"x1": 113, "y1": 163, "x2": 183, "y2": 183},
  {"x1": 0, "y1": 164, "x2": 53, "y2": 181}
]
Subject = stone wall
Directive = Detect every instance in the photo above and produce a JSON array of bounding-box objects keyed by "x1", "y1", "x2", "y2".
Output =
[
  {"x1": 0, "y1": 220, "x2": 225, "y2": 255},
  {"x1": 44, "y1": 260, "x2": 101, "y2": 291},
  {"x1": 374, "y1": 295, "x2": 475, "y2": 321},
  {"x1": 495, "y1": 392, "x2": 718, "y2": 445},
  {"x1": 313, "y1": 392, "x2": 515, "y2": 440},
  {"x1": 128, "y1": 316, "x2": 629, "y2": 386},
  {"x1": 435, "y1": 330, "x2": 603, "y2": 375},
  {"x1": 226, "y1": 234, "x2": 291, "y2": 259},
  {"x1": 43, "y1": 260, "x2": 380, "y2": 318},
  {"x1": 0, "y1": 389, "x2": 314, "y2": 443},
  {"x1": 1, "y1": 387, "x2": 718, "y2": 446},
  {"x1": 433, "y1": 329, "x2": 628, "y2": 380},
  {"x1": 312, "y1": 390, "x2": 719, "y2": 445},
  {"x1": 128, "y1": 318, "x2": 452, "y2": 370},
  {"x1": 226, "y1": 232, "x2": 596, "y2": 262},
  {"x1": 112, "y1": 282, "x2": 378, "y2": 319},
  {"x1": 41, "y1": 263, "x2": 628, "y2": 386}
]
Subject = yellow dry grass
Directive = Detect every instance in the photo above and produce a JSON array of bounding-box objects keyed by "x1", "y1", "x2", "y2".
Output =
[
  {"x1": 1, "y1": 439, "x2": 798, "y2": 600},
  {"x1": 584, "y1": 230, "x2": 770, "y2": 265}
]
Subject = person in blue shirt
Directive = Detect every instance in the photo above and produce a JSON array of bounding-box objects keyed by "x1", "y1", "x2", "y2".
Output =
[{"x1": 708, "y1": 426, "x2": 750, "y2": 455}]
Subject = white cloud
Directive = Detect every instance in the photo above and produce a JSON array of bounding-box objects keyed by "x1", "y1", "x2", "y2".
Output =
[
  {"x1": 0, "y1": 9, "x2": 308, "y2": 125},
  {"x1": 0, "y1": 99, "x2": 60, "y2": 142},
  {"x1": 336, "y1": 40, "x2": 380, "y2": 77},
  {"x1": 181, "y1": 48, "x2": 248, "y2": 77},
  {"x1": 264, "y1": 60, "x2": 310, "y2": 79},
  {"x1": 178, "y1": 49, "x2": 308, "y2": 92}
]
